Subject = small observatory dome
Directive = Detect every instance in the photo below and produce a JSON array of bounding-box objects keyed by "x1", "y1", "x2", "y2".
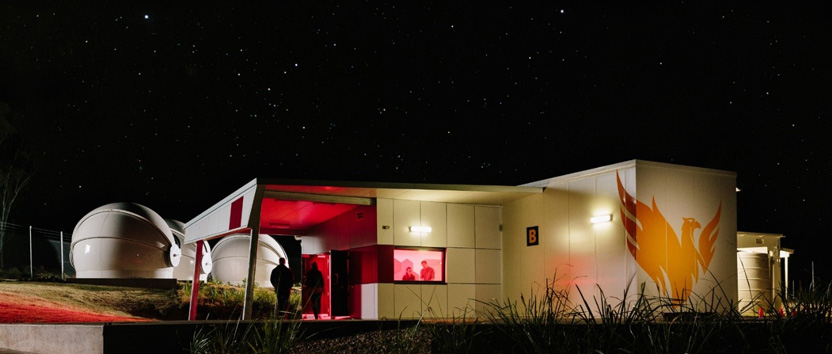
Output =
[
  {"x1": 167, "y1": 219, "x2": 213, "y2": 281},
  {"x1": 70, "y1": 202, "x2": 181, "y2": 278},
  {"x1": 211, "y1": 234, "x2": 287, "y2": 287}
]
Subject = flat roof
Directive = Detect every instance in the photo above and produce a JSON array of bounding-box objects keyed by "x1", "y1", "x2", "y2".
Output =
[
  {"x1": 521, "y1": 159, "x2": 736, "y2": 187},
  {"x1": 258, "y1": 178, "x2": 543, "y2": 205}
]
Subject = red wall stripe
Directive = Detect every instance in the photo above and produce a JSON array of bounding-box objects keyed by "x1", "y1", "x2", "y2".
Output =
[{"x1": 229, "y1": 197, "x2": 244, "y2": 229}]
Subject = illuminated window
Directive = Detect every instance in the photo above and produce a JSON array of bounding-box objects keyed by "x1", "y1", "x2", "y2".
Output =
[{"x1": 393, "y1": 248, "x2": 444, "y2": 283}]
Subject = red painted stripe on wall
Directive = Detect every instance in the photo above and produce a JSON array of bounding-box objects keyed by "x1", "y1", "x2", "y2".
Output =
[{"x1": 229, "y1": 197, "x2": 244, "y2": 229}]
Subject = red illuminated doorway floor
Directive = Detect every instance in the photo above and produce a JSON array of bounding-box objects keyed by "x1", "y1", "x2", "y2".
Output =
[{"x1": 300, "y1": 314, "x2": 351, "y2": 320}]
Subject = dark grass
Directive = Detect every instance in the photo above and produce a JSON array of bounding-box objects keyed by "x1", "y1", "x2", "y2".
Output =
[{"x1": 186, "y1": 278, "x2": 832, "y2": 354}]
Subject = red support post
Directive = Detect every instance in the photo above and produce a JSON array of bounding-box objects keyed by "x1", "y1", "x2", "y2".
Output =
[{"x1": 188, "y1": 240, "x2": 204, "y2": 321}]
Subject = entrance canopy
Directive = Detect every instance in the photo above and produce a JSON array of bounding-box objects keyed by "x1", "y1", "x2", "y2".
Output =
[{"x1": 184, "y1": 178, "x2": 541, "y2": 244}]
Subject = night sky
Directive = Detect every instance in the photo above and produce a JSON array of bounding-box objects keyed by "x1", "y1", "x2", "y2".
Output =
[{"x1": 1, "y1": 3, "x2": 830, "y2": 282}]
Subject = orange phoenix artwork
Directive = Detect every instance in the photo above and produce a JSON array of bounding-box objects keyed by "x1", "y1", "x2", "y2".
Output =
[{"x1": 616, "y1": 172, "x2": 721, "y2": 303}]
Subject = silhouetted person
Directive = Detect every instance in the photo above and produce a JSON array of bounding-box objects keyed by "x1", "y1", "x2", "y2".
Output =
[
  {"x1": 420, "y1": 260, "x2": 435, "y2": 281},
  {"x1": 305, "y1": 262, "x2": 324, "y2": 319},
  {"x1": 402, "y1": 266, "x2": 417, "y2": 281},
  {"x1": 270, "y1": 257, "x2": 293, "y2": 317}
]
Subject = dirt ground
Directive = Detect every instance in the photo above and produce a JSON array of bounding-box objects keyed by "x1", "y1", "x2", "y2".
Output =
[{"x1": 0, "y1": 280, "x2": 180, "y2": 323}]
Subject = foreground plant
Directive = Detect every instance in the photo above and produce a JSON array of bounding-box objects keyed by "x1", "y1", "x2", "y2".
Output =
[{"x1": 189, "y1": 310, "x2": 303, "y2": 353}]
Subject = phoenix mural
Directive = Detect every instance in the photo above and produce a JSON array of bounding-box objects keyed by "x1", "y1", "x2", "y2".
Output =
[{"x1": 616, "y1": 172, "x2": 721, "y2": 302}]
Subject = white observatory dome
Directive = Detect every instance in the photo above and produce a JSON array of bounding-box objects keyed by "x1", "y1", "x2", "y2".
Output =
[
  {"x1": 70, "y1": 202, "x2": 181, "y2": 279},
  {"x1": 211, "y1": 234, "x2": 287, "y2": 287},
  {"x1": 167, "y1": 219, "x2": 213, "y2": 281}
]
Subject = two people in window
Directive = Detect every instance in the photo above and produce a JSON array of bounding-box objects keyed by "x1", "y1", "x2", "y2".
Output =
[{"x1": 402, "y1": 260, "x2": 435, "y2": 281}]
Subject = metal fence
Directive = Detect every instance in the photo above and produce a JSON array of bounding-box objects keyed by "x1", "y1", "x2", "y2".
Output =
[{"x1": 0, "y1": 221, "x2": 74, "y2": 279}]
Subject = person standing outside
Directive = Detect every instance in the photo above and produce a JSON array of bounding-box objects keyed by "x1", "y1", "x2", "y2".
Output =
[
  {"x1": 420, "y1": 260, "x2": 435, "y2": 281},
  {"x1": 270, "y1": 258, "x2": 294, "y2": 317},
  {"x1": 304, "y1": 262, "x2": 324, "y2": 319}
]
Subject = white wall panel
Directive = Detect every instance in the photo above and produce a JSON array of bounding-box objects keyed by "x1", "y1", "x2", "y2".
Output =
[
  {"x1": 474, "y1": 284, "x2": 502, "y2": 314},
  {"x1": 594, "y1": 171, "x2": 628, "y2": 299},
  {"x1": 446, "y1": 248, "x2": 475, "y2": 284},
  {"x1": 394, "y1": 284, "x2": 422, "y2": 319},
  {"x1": 394, "y1": 200, "x2": 421, "y2": 247},
  {"x1": 421, "y1": 202, "x2": 447, "y2": 247},
  {"x1": 501, "y1": 194, "x2": 544, "y2": 302},
  {"x1": 567, "y1": 177, "x2": 597, "y2": 302},
  {"x1": 543, "y1": 187, "x2": 571, "y2": 290},
  {"x1": 447, "y1": 284, "x2": 476, "y2": 318},
  {"x1": 421, "y1": 285, "x2": 448, "y2": 318},
  {"x1": 360, "y1": 283, "x2": 378, "y2": 319},
  {"x1": 377, "y1": 198, "x2": 394, "y2": 245},
  {"x1": 447, "y1": 204, "x2": 475, "y2": 248},
  {"x1": 475, "y1": 206, "x2": 502, "y2": 249},
  {"x1": 301, "y1": 235, "x2": 325, "y2": 255},
  {"x1": 378, "y1": 283, "x2": 395, "y2": 319},
  {"x1": 476, "y1": 249, "x2": 502, "y2": 284},
  {"x1": 621, "y1": 168, "x2": 639, "y2": 299}
]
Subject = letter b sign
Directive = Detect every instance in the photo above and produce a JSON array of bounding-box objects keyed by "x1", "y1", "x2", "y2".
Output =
[{"x1": 527, "y1": 226, "x2": 539, "y2": 246}]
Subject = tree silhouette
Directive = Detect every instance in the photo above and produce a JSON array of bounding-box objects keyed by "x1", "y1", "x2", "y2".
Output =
[{"x1": 0, "y1": 103, "x2": 33, "y2": 269}]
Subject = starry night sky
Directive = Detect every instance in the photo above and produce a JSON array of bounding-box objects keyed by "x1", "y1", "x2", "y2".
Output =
[{"x1": 1, "y1": 3, "x2": 831, "y2": 282}]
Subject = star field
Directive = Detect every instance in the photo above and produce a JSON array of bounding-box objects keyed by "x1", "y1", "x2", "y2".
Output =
[{"x1": 1, "y1": 2, "x2": 831, "y2": 281}]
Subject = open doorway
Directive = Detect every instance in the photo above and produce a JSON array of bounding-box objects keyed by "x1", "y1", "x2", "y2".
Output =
[
  {"x1": 300, "y1": 251, "x2": 350, "y2": 320},
  {"x1": 301, "y1": 254, "x2": 330, "y2": 319}
]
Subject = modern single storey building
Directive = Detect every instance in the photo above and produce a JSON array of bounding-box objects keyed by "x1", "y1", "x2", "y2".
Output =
[{"x1": 185, "y1": 160, "x2": 745, "y2": 320}]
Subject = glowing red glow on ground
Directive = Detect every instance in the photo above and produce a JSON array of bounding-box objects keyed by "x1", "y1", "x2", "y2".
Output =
[{"x1": 0, "y1": 292, "x2": 148, "y2": 323}]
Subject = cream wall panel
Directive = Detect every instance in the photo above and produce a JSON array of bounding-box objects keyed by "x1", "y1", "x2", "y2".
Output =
[
  {"x1": 543, "y1": 186, "x2": 571, "y2": 290},
  {"x1": 501, "y1": 194, "x2": 544, "y2": 302},
  {"x1": 476, "y1": 249, "x2": 502, "y2": 284},
  {"x1": 594, "y1": 172, "x2": 628, "y2": 299},
  {"x1": 421, "y1": 285, "x2": 448, "y2": 318},
  {"x1": 620, "y1": 168, "x2": 639, "y2": 297},
  {"x1": 447, "y1": 204, "x2": 475, "y2": 248},
  {"x1": 567, "y1": 177, "x2": 598, "y2": 302},
  {"x1": 447, "y1": 284, "x2": 476, "y2": 318},
  {"x1": 394, "y1": 284, "x2": 422, "y2": 319},
  {"x1": 360, "y1": 283, "x2": 378, "y2": 319},
  {"x1": 420, "y1": 202, "x2": 447, "y2": 247},
  {"x1": 377, "y1": 198, "x2": 394, "y2": 245},
  {"x1": 474, "y1": 284, "x2": 502, "y2": 314},
  {"x1": 446, "y1": 248, "x2": 475, "y2": 283},
  {"x1": 706, "y1": 174, "x2": 737, "y2": 305},
  {"x1": 394, "y1": 200, "x2": 421, "y2": 247},
  {"x1": 378, "y1": 283, "x2": 395, "y2": 319},
  {"x1": 476, "y1": 206, "x2": 502, "y2": 249}
]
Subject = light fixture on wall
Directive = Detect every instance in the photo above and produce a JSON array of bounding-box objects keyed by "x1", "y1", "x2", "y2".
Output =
[
  {"x1": 409, "y1": 226, "x2": 432, "y2": 233},
  {"x1": 590, "y1": 214, "x2": 612, "y2": 224}
]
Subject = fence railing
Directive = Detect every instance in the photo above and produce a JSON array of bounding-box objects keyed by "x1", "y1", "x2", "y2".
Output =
[{"x1": 0, "y1": 221, "x2": 73, "y2": 279}]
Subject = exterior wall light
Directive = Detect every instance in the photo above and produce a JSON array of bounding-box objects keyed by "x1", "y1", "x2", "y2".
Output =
[
  {"x1": 409, "y1": 226, "x2": 432, "y2": 233},
  {"x1": 590, "y1": 214, "x2": 612, "y2": 224}
]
